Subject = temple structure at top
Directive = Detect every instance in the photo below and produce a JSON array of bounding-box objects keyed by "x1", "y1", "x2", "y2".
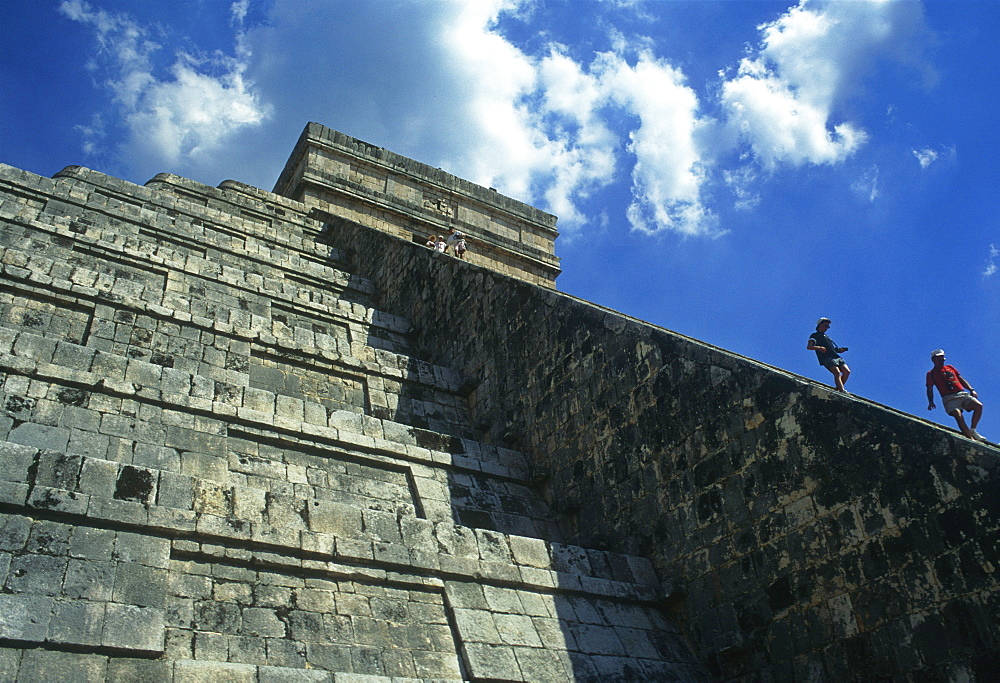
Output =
[{"x1": 274, "y1": 122, "x2": 561, "y2": 288}]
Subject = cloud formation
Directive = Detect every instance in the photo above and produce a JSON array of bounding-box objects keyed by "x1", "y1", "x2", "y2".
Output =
[
  {"x1": 418, "y1": 3, "x2": 719, "y2": 236},
  {"x1": 851, "y1": 165, "x2": 880, "y2": 203},
  {"x1": 61, "y1": 0, "x2": 929, "y2": 238},
  {"x1": 913, "y1": 148, "x2": 938, "y2": 168},
  {"x1": 59, "y1": 0, "x2": 269, "y2": 169},
  {"x1": 719, "y1": 0, "x2": 926, "y2": 171}
]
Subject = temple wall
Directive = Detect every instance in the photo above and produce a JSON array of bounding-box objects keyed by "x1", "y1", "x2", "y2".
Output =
[{"x1": 327, "y1": 217, "x2": 1000, "y2": 681}]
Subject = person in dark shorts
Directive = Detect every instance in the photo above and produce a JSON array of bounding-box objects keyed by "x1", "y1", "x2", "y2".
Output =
[
  {"x1": 807, "y1": 317, "x2": 850, "y2": 391},
  {"x1": 926, "y1": 349, "x2": 984, "y2": 441}
]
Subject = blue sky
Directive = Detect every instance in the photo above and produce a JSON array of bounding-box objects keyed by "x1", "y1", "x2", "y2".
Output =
[{"x1": 2, "y1": 0, "x2": 998, "y2": 442}]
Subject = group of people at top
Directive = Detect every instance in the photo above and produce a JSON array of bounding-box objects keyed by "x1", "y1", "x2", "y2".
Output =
[
  {"x1": 426, "y1": 227, "x2": 468, "y2": 259},
  {"x1": 808, "y1": 317, "x2": 987, "y2": 443}
]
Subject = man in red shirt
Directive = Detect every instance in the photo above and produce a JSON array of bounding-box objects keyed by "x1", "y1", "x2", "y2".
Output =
[{"x1": 926, "y1": 349, "x2": 984, "y2": 441}]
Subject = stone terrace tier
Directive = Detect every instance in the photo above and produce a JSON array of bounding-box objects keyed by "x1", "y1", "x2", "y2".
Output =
[
  {"x1": 273, "y1": 122, "x2": 562, "y2": 288},
  {"x1": 0, "y1": 163, "x2": 708, "y2": 681}
]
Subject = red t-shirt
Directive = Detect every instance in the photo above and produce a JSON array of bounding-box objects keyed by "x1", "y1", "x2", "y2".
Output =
[{"x1": 927, "y1": 365, "x2": 965, "y2": 396}]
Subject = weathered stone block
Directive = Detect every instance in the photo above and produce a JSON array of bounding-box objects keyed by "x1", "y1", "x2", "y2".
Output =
[
  {"x1": 0, "y1": 442, "x2": 36, "y2": 482},
  {"x1": 0, "y1": 594, "x2": 53, "y2": 641},
  {"x1": 63, "y1": 558, "x2": 115, "y2": 601},
  {"x1": 461, "y1": 642, "x2": 522, "y2": 681},
  {"x1": 106, "y1": 658, "x2": 173, "y2": 682},
  {"x1": 258, "y1": 665, "x2": 331, "y2": 682},
  {"x1": 102, "y1": 603, "x2": 165, "y2": 652},
  {"x1": 48, "y1": 599, "x2": 106, "y2": 646},
  {"x1": 173, "y1": 660, "x2": 257, "y2": 683},
  {"x1": 113, "y1": 563, "x2": 168, "y2": 607},
  {"x1": 452, "y1": 608, "x2": 501, "y2": 643},
  {"x1": 5, "y1": 553, "x2": 67, "y2": 596},
  {"x1": 6, "y1": 423, "x2": 70, "y2": 451},
  {"x1": 15, "y1": 649, "x2": 107, "y2": 682}
]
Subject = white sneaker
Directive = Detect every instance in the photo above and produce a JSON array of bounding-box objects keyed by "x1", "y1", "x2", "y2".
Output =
[{"x1": 969, "y1": 429, "x2": 984, "y2": 442}]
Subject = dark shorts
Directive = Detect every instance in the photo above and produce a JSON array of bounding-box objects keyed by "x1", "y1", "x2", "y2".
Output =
[{"x1": 821, "y1": 358, "x2": 847, "y2": 370}]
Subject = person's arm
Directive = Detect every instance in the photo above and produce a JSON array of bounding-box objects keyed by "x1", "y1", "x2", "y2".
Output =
[
  {"x1": 927, "y1": 384, "x2": 936, "y2": 410},
  {"x1": 959, "y1": 374, "x2": 978, "y2": 396},
  {"x1": 807, "y1": 338, "x2": 826, "y2": 353}
]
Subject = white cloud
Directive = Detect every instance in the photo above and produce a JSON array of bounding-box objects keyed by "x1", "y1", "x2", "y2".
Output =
[
  {"x1": 230, "y1": 0, "x2": 250, "y2": 25},
  {"x1": 913, "y1": 147, "x2": 938, "y2": 168},
  {"x1": 719, "y1": 0, "x2": 926, "y2": 170},
  {"x1": 723, "y1": 167, "x2": 762, "y2": 211},
  {"x1": 57, "y1": 0, "x2": 931, "y2": 240},
  {"x1": 59, "y1": 0, "x2": 269, "y2": 169},
  {"x1": 851, "y1": 165, "x2": 880, "y2": 203},
  {"x1": 592, "y1": 50, "x2": 719, "y2": 236},
  {"x1": 74, "y1": 113, "x2": 106, "y2": 156},
  {"x1": 422, "y1": 0, "x2": 930, "y2": 237},
  {"x1": 422, "y1": 3, "x2": 720, "y2": 236},
  {"x1": 985, "y1": 244, "x2": 999, "y2": 277}
]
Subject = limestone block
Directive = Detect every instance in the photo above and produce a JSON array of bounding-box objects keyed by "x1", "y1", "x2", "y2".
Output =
[
  {"x1": 113, "y1": 563, "x2": 169, "y2": 607},
  {"x1": 508, "y1": 535, "x2": 551, "y2": 569},
  {"x1": 461, "y1": 642, "x2": 522, "y2": 681},
  {"x1": 173, "y1": 660, "x2": 257, "y2": 683},
  {"x1": 5, "y1": 553, "x2": 67, "y2": 596},
  {"x1": 6, "y1": 422, "x2": 70, "y2": 451},
  {"x1": 15, "y1": 649, "x2": 107, "y2": 682},
  {"x1": 77, "y1": 457, "x2": 119, "y2": 498},
  {"x1": 63, "y1": 558, "x2": 115, "y2": 601},
  {"x1": 258, "y1": 665, "x2": 332, "y2": 682},
  {"x1": 67, "y1": 526, "x2": 115, "y2": 561},
  {"x1": 512, "y1": 646, "x2": 574, "y2": 681},
  {"x1": 107, "y1": 659, "x2": 173, "y2": 682},
  {"x1": 532, "y1": 616, "x2": 574, "y2": 650},
  {"x1": 571, "y1": 622, "x2": 627, "y2": 656},
  {"x1": 48, "y1": 599, "x2": 106, "y2": 646},
  {"x1": 453, "y1": 607, "x2": 501, "y2": 643},
  {"x1": 0, "y1": 481, "x2": 30, "y2": 506},
  {"x1": 0, "y1": 593, "x2": 53, "y2": 641}
]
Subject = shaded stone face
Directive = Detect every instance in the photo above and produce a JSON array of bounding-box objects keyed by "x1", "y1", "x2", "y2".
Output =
[{"x1": 325, "y1": 195, "x2": 1000, "y2": 681}]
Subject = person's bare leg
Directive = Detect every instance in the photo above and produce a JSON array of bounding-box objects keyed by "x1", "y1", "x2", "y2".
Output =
[
  {"x1": 969, "y1": 400, "x2": 983, "y2": 429},
  {"x1": 828, "y1": 365, "x2": 845, "y2": 391},
  {"x1": 950, "y1": 409, "x2": 973, "y2": 437}
]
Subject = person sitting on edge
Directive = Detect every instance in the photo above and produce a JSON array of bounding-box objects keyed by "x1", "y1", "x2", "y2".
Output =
[
  {"x1": 425, "y1": 235, "x2": 436, "y2": 248},
  {"x1": 926, "y1": 349, "x2": 985, "y2": 441},
  {"x1": 807, "y1": 317, "x2": 851, "y2": 391}
]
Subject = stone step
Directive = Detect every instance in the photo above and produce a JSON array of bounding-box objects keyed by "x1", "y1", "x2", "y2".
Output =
[
  {"x1": 1, "y1": 240, "x2": 478, "y2": 439},
  {"x1": 56, "y1": 166, "x2": 329, "y2": 264},
  {"x1": 0, "y1": 184, "x2": 389, "y2": 346},
  {"x1": 0, "y1": 161, "x2": 709, "y2": 682},
  {"x1": 0, "y1": 339, "x2": 559, "y2": 539},
  {"x1": 0, "y1": 447, "x2": 702, "y2": 681}
]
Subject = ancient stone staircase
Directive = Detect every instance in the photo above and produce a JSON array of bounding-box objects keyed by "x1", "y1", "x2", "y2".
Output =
[{"x1": 0, "y1": 164, "x2": 708, "y2": 680}]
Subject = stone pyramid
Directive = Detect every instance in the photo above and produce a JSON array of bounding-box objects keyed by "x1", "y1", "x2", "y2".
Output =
[
  {"x1": 0, "y1": 160, "x2": 708, "y2": 680},
  {"x1": 3, "y1": 124, "x2": 998, "y2": 682}
]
